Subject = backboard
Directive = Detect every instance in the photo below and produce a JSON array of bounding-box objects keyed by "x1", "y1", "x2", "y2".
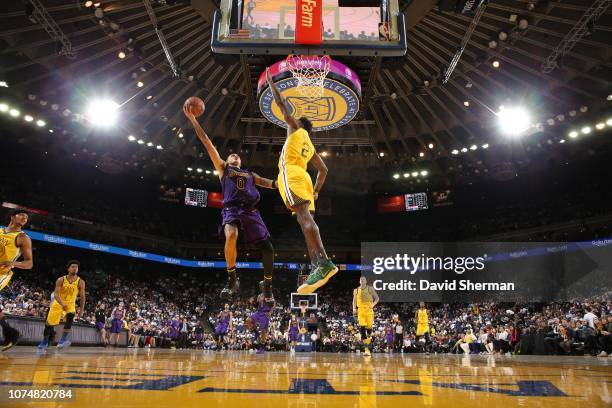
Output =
[{"x1": 212, "y1": 0, "x2": 406, "y2": 56}]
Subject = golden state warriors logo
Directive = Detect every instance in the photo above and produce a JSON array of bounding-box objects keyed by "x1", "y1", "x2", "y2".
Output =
[{"x1": 259, "y1": 78, "x2": 359, "y2": 131}]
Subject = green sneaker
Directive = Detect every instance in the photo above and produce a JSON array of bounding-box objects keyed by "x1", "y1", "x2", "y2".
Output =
[{"x1": 297, "y1": 260, "x2": 338, "y2": 294}]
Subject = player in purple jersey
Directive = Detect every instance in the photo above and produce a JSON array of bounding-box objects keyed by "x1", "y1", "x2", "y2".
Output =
[
  {"x1": 184, "y1": 105, "x2": 277, "y2": 303},
  {"x1": 215, "y1": 304, "x2": 233, "y2": 349},
  {"x1": 246, "y1": 281, "x2": 273, "y2": 354},
  {"x1": 287, "y1": 314, "x2": 299, "y2": 352},
  {"x1": 109, "y1": 302, "x2": 125, "y2": 346}
]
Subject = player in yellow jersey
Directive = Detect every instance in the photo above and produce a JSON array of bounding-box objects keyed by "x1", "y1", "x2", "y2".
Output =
[
  {"x1": 415, "y1": 302, "x2": 431, "y2": 353},
  {"x1": 352, "y1": 276, "x2": 379, "y2": 356},
  {"x1": 37, "y1": 260, "x2": 86, "y2": 352},
  {"x1": 0, "y1": 209, "x2": 33, "y2": 351},
  {"x1": 266, "y1": 68, "x2": 338, "y2": 294}
]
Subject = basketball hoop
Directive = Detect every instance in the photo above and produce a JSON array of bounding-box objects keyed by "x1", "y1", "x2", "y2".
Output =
[{"x1": 285, "y1": 54, "x2": 331, "y2": 99}]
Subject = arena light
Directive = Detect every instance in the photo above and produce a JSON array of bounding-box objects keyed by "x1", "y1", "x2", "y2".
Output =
[
  {"x1": 420, "y1": 170, "x2": 428, "y2": 176},
  {"x1": 451, "y1": 149, "x2": 459, "y2": 155},
  {"x1": 482, "y1": 143, "x2": 489, "y2": 149},
  {"x1": 559, "y1": 139, "x2": 565, "y2": 144},
  {"x1": 213, "y1": 170, "x2": 218, "y2": 175},
  {"x1": 24, "y1": 115, "x2": 34, "y2": 122},
  {"x1": 428, "y1": 143, "x2": 434, "y2": 149},
  {"x1": 606, "y1": 118, "x2": 612, "y2": 126},
  {"x1": 137, "y1": 139, "x2": 144, "y2": 144},
  {"x1": 321, "y1": 151, "x2": 328, "y2": 157},
  {"x1": 156, "y1": 145, "x2": 163, "y2": 150},
  {"x1": 146, "y1": 142, "x2": 153, "y2": 147},
  {"x1": 568, "y1": 130, "x2": 578, "y2": 138},
  {"x1": 470, "y1": 144, "x2": 477, "y2": 150},
  {"x1": 178, "y1": 132, "x2": 184, "y2": 138},
  {"x1": 595, "y1": 123, "x2": 605, "y2": 130},
  {"x1": 9, "y1": 108, "x2": 20, "y2": 117},
  {"x1": 0, "y1": 103, "x2": 8, "y2": 112},
  {"x1": 378, "y1": 152, "x2": 385, "y2": 157},
  {"x1": 461, "y1": 147, "x2": 468, "y2": 153},
  {"x1": 411, "y1": 171, "x2": 418, "y2": 177},
  {"x1": 497, "y1": 106, "x2": 531, "y2": 136},
  {"x1": 128, "y1": 135, "x2": 136, "y2": 141},
  {"x1": 0, "y1": 81, "x2": 8, "y2": 88},
  {"x1": 492, "y1": 60, "x2": 500, "y2": 68},
  {"x1": 196, "y1": 168, "x2": 203, "y2": 173},
  {"x1": 419, "y1": 152, "x2": 425, "y2": 157},
  {"x1": 187, "y1": 167, "x2": 193, "y2": 172},
  {"x1": 85, "y1": 1, "x2": 93, "y2": 7},
  {"x1": 403, "y1": 173, "x2": 410, "y2": 178},
  {"x1": 581, "y1": 126, "x2": 591, "y2": 135},
  {"x1": 85, "y1": 99, "x2": 119, "y2": 127},
  {"x1": 205, "y1": 170, "x2": 211, "y2": 174},
  {"x1": 118, "y1": 51, "x2": 126, "y2": 59},
  {"x1": 392, "y1": 173, "x2": 400, "y2": 179},
  {"x1": 137, "y1": 81, "x2": 144, "y2": 88},
  {"x1": 36, "y1": 119, "x2": 46, "y2": 127},
  {"x1": 463, "y1": 101, "x2": 470, "y2": 107}
]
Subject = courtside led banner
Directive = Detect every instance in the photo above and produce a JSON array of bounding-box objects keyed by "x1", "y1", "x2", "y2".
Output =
[
  {"x1": 296, "y1": 0, "x2": 323, "y2": 45},
  {"x1": 362, "y1": 241, "x2": 612, "y2": 302}
]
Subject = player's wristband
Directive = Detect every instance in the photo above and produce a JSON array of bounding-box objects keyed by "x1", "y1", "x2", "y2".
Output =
[{"x1": 273, "y1": 180, "x2": 278, "y2": 189}]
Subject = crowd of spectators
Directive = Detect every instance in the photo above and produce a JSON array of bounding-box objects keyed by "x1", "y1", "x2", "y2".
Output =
[{"x1": 1, "y1": 255, "x2": 610, "y2": 356}]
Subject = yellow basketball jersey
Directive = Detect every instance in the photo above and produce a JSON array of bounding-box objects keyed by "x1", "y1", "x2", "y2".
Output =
[
  {"x1": 0, "y1": 227, "x2": 22, "y2": 276},
  {"x1": 418, "y1": 308, "x2": 429, "y2": 325},
  {"x1": 356, "y1": 286, "x2": 373, "y2": 309},
  {"x1": 279, "y1": 128, "x2": 315, "y2": 171},
  {"x1": 53, "y1": 275, "x2": 80, "y2": 307}
]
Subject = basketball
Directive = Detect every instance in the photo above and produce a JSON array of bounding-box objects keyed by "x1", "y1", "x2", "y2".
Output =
[{"x1": 184, "y1": 96, "x2": 205, "y2": 117}]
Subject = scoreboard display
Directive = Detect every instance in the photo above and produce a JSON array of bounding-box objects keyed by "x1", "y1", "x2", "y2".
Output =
[
  {"x1": 185, "y1": 188, "x2": 208, "y2": 207},
  {"x1": 405, "y1": 192, "x2": 428, "y2": 212}
]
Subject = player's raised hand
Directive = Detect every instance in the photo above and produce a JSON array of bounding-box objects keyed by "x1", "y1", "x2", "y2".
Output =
[{"x1": 183, "y1": 104, "x2": 195, "y2": 121}]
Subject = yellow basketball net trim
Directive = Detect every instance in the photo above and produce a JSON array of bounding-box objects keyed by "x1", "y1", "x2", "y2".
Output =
[{"x1": 285, "y1": 55, "x2": 332, "y2": 99}]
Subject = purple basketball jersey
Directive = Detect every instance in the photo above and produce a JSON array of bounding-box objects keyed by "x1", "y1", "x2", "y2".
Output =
[{"x1": 222, "y1": 165, "x2": 260, "y2": 208}]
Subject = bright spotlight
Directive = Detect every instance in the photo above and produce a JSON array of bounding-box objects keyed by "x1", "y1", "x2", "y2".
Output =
[
  {"x1": 470, "y1": 144, "x2": 477, "y2": 150},
  {"x1": 9, "y1": 108, "x2": 20, "y2": 117},
  {"x1": 497, "y1": 106, "x2": 531, "y2": 136},
  {"x1": 156, "y1": 145, "x2": 163, "y2": 150},
  {"x1": 146, "y1": 142, "x2": 153, "y2": 147},
  {"x1": 451, "y1": 149, "x2": 459, "y2": 155},
  {"x1": 24, "y1": 115, "x2": 33, "y2": 122},
  {"x1": 0, "y1": 81, "x2": 8, "y2": 88},
  {"x1": 205, "y1": 170, "x2": 211, "y2": 174},
  {"x1": 595, "y1": 123, "x2": 605, "y2": 130},
  {"x1": 411, "y1": 171, "x2": 418, "y2": 177},
  {"x1": 492, "y1": 60, "x2": 500, "y2": 68},
  {"x1": 36, "y1": 119, "x2": 46, "y2": 127},
  {"x1": 196, "y1": 168, "x2": 203, "y2": 173},
  {"x1": 392, "y1": 174, "x2": 400, "y2": 179},
  {"x1": 0, "y1": 103, "x2": 8, "y2": 112},
  {"x1": 606, "y1": 118, "x2": 612, "y2": 126},
  {"x1": 420, "y1": 170, "x2": 428, "y2": 176},
  {"x1": 461, "y1": 147, "x2": 468, "y2": 153},
  {"x1": 379, "y1": 152, "x2": 385, "y2": 157},
  {"x1": 128, "y1": 135, "x2": 136, "y2": 141},
  {"x1": 419, "y1": 152, "x2": 425, "y2": 157},
  {"x1": 482, "y1": 144, "x2": 489, "y2": 149},
  {"x1": 568, "y1": 131, "x2": 578, "y2": 138},
  {"x1": 86, "y1": 99, "x2": 119, "y2": 127},
  {"x1": 137, "y1": 139, "x2": 144, "y2": 144},
  {"x1": 403, "y1": 173, "x2": 410, "y2": 178},
  {"x1": 187, "y1": 167, "x2": 193, "y2": 172},
  {"x1": 581, "y1": 126, "x2": 591, "y2": 134}
]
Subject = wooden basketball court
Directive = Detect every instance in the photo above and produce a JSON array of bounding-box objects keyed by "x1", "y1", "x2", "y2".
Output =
[{"x1": 0, "y1": 347, "x2": 610, "y2": 407}]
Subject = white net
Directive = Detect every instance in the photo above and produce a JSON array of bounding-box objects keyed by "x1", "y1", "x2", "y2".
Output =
[{"x1": 285, "y1": 55, "x2": 332, "y2": 99}]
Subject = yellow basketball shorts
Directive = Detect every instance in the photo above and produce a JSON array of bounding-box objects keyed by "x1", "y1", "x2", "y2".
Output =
[
  {"x1": 0, "y1": 271, "x2": 14, "y2": 291},
  {"x1": 277, "y1": 164, "x2": 315, "y2": 212},
  {"x1": 47, "y1": 301, "x2": 75, "y2": 326},
  {"x1": 416, "y1": 324, "x2": 430, "y2": 336},
  {"x1": 358, "y1": 308, "x2": 374, "y2": 329}
]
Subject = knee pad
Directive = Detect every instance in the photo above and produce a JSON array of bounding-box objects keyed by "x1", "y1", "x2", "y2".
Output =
[{"x1": 64, "y1": 313, "x2": 75, "y2": 330}]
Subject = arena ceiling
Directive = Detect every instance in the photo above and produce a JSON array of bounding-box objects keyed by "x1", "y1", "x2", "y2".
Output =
[{"x1": 0, "y1": 0, "x2": 610, "y2": 192}]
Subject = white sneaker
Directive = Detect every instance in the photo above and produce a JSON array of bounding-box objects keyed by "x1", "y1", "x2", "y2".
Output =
[{"x1": 597, "y1": 351, "x2": 608, "y2": 357}]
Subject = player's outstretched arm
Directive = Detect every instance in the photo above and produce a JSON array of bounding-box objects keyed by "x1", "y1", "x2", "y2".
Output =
[
  {"x1": 183, "y1": 105, "x2": 226, "y2": 178},
  {"x1": 266, "y1": 68, "x2": 299, "y2": 132},
  {"x1": 252, "y1": 172, "x2": 278, "y2": 189},
  {"x1": 310, "y1": 153, "x2": 328, "y2": 200}
]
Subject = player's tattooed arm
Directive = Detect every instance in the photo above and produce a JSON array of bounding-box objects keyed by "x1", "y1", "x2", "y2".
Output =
[
  {"x1": 183, "y1": 104, "x2": 226, "y2": 178},
  {"x1": 266, "y1": 68, "x2": 299, "y2": 132},
  {"x1": 252, "y1": 172, "x2": 278, "y2": 189},
  {"x1": 310, "y1": 153, "x2": 328, "y2": 200}
]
